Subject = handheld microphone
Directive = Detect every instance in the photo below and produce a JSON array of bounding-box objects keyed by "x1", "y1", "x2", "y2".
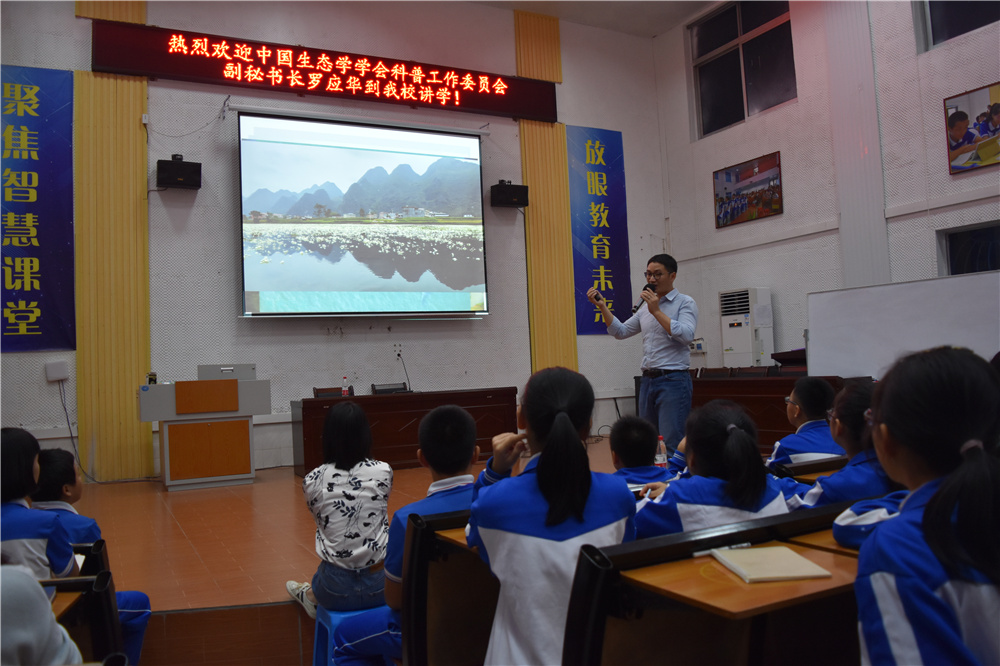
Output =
[
  {"x1": 397, "y1": 352, "x2": 412, "y2": 392},
  {"x1": 632, "y1": 284, "x2": 656, "y2": 314}
]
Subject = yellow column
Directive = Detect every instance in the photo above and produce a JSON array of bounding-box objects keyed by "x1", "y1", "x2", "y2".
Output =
[
  {"x1": 514, "y1": 12, "x2": 577, "y2": 372},
  {"x1": 74, "y1": 71, "x2": 152, "y2": 480}
]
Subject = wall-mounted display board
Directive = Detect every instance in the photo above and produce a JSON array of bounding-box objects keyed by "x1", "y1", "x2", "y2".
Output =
[{"x1": 807, "y1": 271, "x2": 999, "y2": 379}]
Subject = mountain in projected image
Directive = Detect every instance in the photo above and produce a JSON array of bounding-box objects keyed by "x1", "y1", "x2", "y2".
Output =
[{"x1": 242, "y1": 157, "x2": 481, "y2": 218}]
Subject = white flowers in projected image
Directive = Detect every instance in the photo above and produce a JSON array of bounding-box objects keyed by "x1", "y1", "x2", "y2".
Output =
[{"x1": 243, "y1": 222, "x2": 485, "y2": 291}]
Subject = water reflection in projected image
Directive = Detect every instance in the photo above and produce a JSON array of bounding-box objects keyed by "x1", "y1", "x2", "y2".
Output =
[{"x1": 242, "y1": 223, "x2": 485, "y2": 292}]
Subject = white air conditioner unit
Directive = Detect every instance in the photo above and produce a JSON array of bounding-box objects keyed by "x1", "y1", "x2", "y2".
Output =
[{"x1": 720, "y1": 288, "x2": 774, "y2": 367}]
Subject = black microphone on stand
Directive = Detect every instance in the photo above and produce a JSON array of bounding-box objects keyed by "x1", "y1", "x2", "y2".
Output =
[
  {"x1": 397, "y1": 351, "x2": 413, "y2": 392},
  {"x1": 632, "y1": 284, "x2": 656, "y2": 314}
]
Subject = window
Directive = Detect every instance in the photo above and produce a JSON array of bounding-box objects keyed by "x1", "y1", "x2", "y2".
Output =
[
  {"x1": 915, "y1": 1, "x2": 1000, "y2": 52},
  {"x1": 690, "y1": 2, "x2": 797, "y2": 137},
  {"x1": 942, "y1": 223, "x2": 1000, "y2": 276}
]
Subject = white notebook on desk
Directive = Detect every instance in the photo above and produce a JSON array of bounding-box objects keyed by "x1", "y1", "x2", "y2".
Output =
[{"x1": 710, "y1": 546, "x2": 832, "y2": 584}]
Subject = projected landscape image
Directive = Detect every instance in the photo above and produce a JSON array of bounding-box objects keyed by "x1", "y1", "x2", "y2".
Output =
[{"x1": 239, "y1": 115, "x2": 486, "y2": 315}]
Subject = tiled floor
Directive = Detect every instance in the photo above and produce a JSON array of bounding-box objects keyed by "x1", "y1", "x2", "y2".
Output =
[{"x1": 76, "y1": 438, "x2": 615, "y2": 612}]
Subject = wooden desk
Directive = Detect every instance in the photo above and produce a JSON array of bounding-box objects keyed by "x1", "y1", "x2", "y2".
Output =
[
  {"x1": 436, "y1": 526, "x2": 468, "y2": 548},
  {"x1": 402, "y1": 511, "x2": 498, "y2": 666},
  {"x1": 565, "y1": 503, "x2": 861, "y2": 666},
  {"x1": 621, "y1": 541, "x2": 857, "y2": 620},
  {"x1": 291, "y1": 387, "x2": 517, "y2": 475},
  {"x1": 53, "y1": 591, "x2": 83, "y2": 619},
  {"x1": 785, "y1": 528, "x2": 860, "y2": 558}
]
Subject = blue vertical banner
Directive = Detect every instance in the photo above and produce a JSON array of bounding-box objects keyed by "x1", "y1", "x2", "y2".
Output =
[
  {"x1": 567, "y1": 126, "x2": 632, "y2": 335},
  {"x1": 1, "y1": 65, "x2": 76, "y2": 352}
]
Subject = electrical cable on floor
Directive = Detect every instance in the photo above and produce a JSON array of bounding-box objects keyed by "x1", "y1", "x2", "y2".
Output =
[{"x1": 58, "y1": 378, "x2": 101, "y2": 484}]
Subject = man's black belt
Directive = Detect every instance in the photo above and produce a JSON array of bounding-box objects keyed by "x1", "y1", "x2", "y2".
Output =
[{"x1": 642, "y1": 368, "x2": 687, "y2": 378}]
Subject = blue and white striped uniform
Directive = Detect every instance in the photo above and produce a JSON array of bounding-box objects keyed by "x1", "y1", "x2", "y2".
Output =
[
  {"x1": 0, "y1": 499, "x2": 74, "y2": 582},
  {"x1": 832, "y1": 491, "x2": 908, "y2": 550},
  {"x1": 777, "y1": 450, "x2": 892, "y2": 511},
  {"x1": 765, "y1": 420, "x2": 845, "y2": 470},
  {"x1": 634, "y1": 474, "x2": 788, "y2": 539},
  {"x1": 466, "y1": 455, "x2": 636, "y2": 666},
  {"x1": 333, "y1": 475, "x2": 474, "y2": 666},
  {"x1": 613, "y1": 465, "x2": 673, "y2": 491},
  {"x1": 855, "y1": 478, "x2": 999, "y2": 665}
]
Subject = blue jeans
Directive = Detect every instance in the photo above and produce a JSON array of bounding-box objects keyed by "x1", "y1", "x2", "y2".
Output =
[
  {"x1": 311, "y1": 560, "x2": 385, "y2": 611},
  {"x1": 638, "y1": 372, "x2": 692, "y2": 454},
  {"x1": 333, "y1": 605, "x2": 401, "y2": 666}
]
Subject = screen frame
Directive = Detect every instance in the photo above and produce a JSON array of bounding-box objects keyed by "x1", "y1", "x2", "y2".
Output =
[{"x1": 236, "y1": 109, "x2": 490, "y2": 319}]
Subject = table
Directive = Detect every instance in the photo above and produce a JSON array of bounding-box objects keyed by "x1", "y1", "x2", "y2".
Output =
[
  {"x1": 621, "y1": 541, "x2": 857, "y2": 619},
  {"x1": 291, "y1": 387, "x2": 517, "y2": 475}
]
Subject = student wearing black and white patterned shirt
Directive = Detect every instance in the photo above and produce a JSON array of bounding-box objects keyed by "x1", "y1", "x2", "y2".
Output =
[{"x1": 286, "y1": 402, "x2": 392, "y2": 618}]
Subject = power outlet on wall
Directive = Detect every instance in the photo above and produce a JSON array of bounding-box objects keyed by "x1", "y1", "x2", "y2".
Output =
[
  {"x1": 45, "y1": 360, "x2": 70, "y2": 382},
  {"x1": 393, "y1": 343, "x2": 403, "y2": 356}
]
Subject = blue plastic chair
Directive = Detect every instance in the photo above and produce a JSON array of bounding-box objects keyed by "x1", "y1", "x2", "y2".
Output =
[{"x1": 313, "y1": 604, "x2": 388, "y2": 666}]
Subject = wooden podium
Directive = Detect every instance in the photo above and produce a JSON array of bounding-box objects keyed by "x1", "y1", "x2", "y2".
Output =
[{"x1": 138, "y1": 379, "x2": 271, "y2": 491}]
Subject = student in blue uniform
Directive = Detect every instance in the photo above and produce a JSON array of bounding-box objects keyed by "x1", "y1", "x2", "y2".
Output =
[
  {"x1": 777, "y1": 380, "x2": 893, "y2": 510},
  {"x1": 331, "y1": 405, "x2": 479, "y2": 666},
  {"x1": 635, "y1": 400, "x2": 788, "y2": 539},
  {"x1": 466, "y1": 367, "x2": 636, "y2": 666},
  {"x1": 852, "y1": 347, "x2": 999, "y2": 665},
  {"x1": 765, "y1": 376, "x2": 844, "y2": 470},
  {"x1": 609, "y1": 415, "x2": 672, "y2": 489},
  {"x1": 0, "y1": 428, "x2": 77, "y2": 585},
  {"x1": 947, "y1": 110, "x2": 984, "y2": 162},
  {"x1": 32, "y1": 448, "x2": 152, "y2": 666},
  {"x1": 978, "y1": 103, "x2": 1000, "y2": 138}
]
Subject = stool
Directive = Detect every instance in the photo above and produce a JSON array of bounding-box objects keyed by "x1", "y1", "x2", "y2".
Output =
[{"x1": 313, "y1": 604, "x2": 387, "y2": 666}]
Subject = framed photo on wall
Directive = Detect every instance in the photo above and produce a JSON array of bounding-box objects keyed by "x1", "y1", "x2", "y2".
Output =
[
  {"x1": 712, "y1": 152, "x2": 782, "y2": 229},
  {"x1": 944, "y1": 81, "x2": 1000, "y2": 174}
]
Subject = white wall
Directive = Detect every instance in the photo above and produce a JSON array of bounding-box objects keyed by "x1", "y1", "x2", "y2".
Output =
[
  {"x1": 558, "y1": 20, "x2": 667, "y2": 431},
  {"x1": 652, "y1": 2, "x2": 845, "y2": 367},
  {"x1": 1, "y1": 1, "x2": 535, "y2": 466},
  {"x1": 868, "y1": 2, "x2": 1000, "y2": 283}
]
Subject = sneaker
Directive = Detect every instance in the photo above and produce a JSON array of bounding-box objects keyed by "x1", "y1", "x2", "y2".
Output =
[{"x1": 286, "y1": 580, "x2": 317, "y2": 619}]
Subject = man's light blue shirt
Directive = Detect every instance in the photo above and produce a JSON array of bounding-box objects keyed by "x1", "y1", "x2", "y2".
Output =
[{"x1": 606, "y1": 288, "x2": 698, "y2": 370}]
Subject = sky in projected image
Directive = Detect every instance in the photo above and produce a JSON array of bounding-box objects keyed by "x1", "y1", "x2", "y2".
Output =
[{"x1": 240, "y1": 115, "x2": 480, "y2": 195}]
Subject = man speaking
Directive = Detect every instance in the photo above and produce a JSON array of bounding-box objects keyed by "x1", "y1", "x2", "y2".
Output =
[{"x1": 587, "y1": 253, "x2": 698, "y2": 454}]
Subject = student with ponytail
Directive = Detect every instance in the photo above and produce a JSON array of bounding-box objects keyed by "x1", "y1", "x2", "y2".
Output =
[
  {"x1": 851, "y1": 347, "x2": 999, "y2": 665},
  {"x1": 634, "y1": 400, "x2": 788, "y2": 539},
  {"x1": 466, "y1": 367, "x2": 636, "y2": 666}
]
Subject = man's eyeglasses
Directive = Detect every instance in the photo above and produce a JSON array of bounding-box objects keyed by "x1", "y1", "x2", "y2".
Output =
[
  {"x1": 784, "y1": 396, "x2": 798, "y2": 406},
  {"x1": 644, "y1": 271, "x2": 665, "y2": 279},
  {"x1": 826, "y1": 408, "x2": 835, "y2": 423}
]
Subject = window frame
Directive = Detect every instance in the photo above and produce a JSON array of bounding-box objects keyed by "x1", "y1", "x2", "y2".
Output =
[{"x1": 690, "y1": 3, "x2": 795, "y2": 138}]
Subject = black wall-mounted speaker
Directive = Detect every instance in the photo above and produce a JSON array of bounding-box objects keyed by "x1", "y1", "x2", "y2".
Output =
[
  {"x1": 490, "y1": 181, "x2": 528, "y2": 207},
  {"x1": 157, "y1": 159, "x2": 202, "y2": 189}
]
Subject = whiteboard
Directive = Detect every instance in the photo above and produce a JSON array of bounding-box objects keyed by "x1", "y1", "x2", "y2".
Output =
[{"x1": 807, "y1": 271, "x2": 1000, "y2": 379}]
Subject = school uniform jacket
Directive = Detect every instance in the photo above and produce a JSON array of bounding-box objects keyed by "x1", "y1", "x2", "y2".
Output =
[
  {"x1": 777, "y1": 451, "x2": 892, "y2": 511},
  {"x1": 31, "y1": 501, "x2": 103, "y2": 544},
  {"x1": 466, "y1": 456, "x2": 636, "y2": 666},
  {"x1": 832, "y1": 491, "x2": 909, "y2": 550},
  {"x1": 765, "y1": 420, "x2": 845, "y2": 470},
  {"x1": 634, "y1": 474, "x2": 789, "y2": 539},
  {"x1": 855, "y1": 478, "x2": 999, "y2": 665},
  {"x1": 612, "y1": 465, "x2": 673, "y2": 488},
  {"x1": 0, "y1": 500, "x2": 75, "y2": 581}
]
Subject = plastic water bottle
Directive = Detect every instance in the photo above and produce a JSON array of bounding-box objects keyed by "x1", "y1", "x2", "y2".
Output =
[
  {"x1": 341, "y1": 376, "x2": 349, "y2": 396},
  {"x1": 654, "y1": 436, "x2": 668, "y2": 468}
]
